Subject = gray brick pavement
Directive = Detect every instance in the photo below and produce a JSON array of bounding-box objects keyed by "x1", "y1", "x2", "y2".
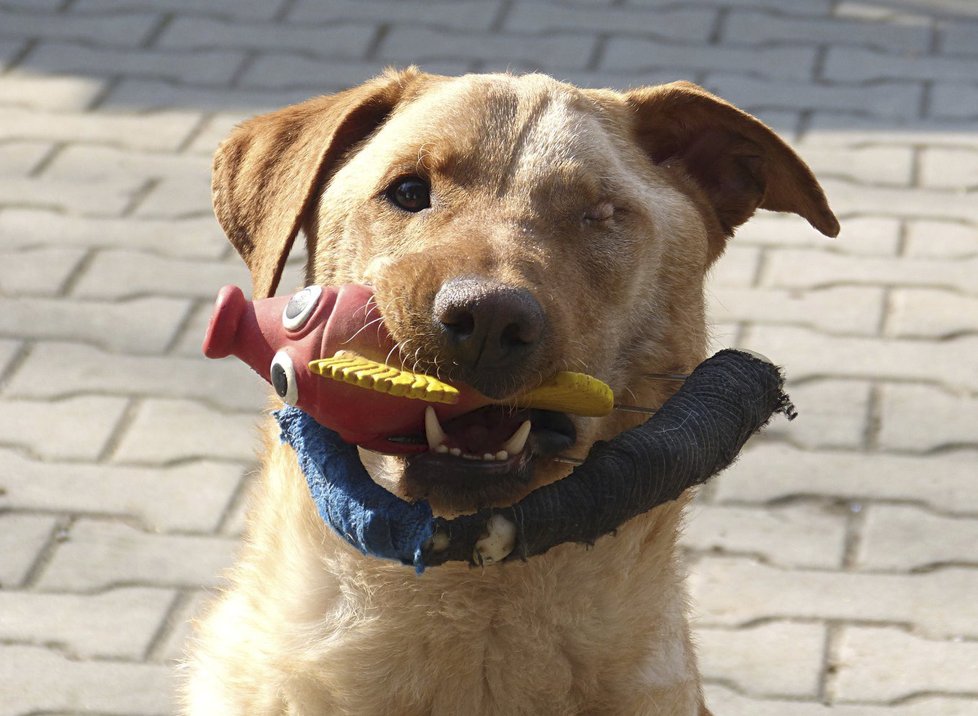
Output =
[{"x1": 1, "y1": 0, "x2": 976, "y2": 713}]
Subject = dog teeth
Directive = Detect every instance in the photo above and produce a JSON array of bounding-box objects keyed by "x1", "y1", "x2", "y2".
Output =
[
  {"x1": 501, "y1": 420, "x2": 532, "y2": 457},
  {"x1": 495, "y1": 450, "x2": 509, "y2": 461},
  {"x1": 425, "y1": 406, "x2": 446, "y2": 452},
  {"x1": 449, "y1": 447, "x2": 461, "y2": 457}
]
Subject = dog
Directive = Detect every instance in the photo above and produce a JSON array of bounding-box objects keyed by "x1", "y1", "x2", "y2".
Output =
[{"x1": 181, "y1": 68, "x2": 838, "y2": 715}]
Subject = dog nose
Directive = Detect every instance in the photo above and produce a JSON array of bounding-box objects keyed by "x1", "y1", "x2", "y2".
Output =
[{"x1": 433, "y1": 277, "x2": 545, "y2": 394}]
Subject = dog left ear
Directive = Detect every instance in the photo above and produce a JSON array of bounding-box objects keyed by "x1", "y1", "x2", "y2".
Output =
[
  {"x1": 212, "y1": 68, "x2": 432, "y2": 298},
  {"x1": 624, "y1": 81, "x2": 839, "y2": 248}
]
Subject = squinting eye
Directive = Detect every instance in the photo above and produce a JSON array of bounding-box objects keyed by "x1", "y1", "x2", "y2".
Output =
[
  {"x1": 387, "y1": 177, "x2": 431, "y2": 212},
  {"x1": 584, "y1": 201, "x2": 615, "y2": 222},
  {"x1": 270, "y1": 350, "x2": 299, "y2": 406},
  {"x1": 282, "y1": 285, "x2": 322, "y2": 331}
]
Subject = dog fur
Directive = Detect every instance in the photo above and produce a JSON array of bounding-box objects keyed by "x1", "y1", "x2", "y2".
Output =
[{"x1": 182, "y1": 69, "x2": 838, "y2": 715}]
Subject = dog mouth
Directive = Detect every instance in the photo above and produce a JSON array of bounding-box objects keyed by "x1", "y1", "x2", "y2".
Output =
[{"x1": 396, "y1": 405, "x2": 577, "y2": 503}]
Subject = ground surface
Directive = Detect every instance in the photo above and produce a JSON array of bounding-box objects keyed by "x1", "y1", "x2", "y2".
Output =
[{"x1": 1, "y1": 0, "x2": 977, "y2": 713}]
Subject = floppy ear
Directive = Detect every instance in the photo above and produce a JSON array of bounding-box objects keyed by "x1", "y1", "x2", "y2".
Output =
[
  {"x1": 624, "y1": 81, "x2": 839, "y2": 251},
  {"x1": 212, "y1": 68, "x2": 430, "y2": 298}
]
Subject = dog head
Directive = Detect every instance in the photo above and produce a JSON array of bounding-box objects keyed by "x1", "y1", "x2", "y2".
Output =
[{"x1": 213, "y1": 68, "x2": 837, "y2": 512}]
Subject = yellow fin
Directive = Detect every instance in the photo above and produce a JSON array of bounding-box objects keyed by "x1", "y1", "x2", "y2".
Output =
[
  {"x1": 308, "y1": 354, "x2": 459, "y2": 405},
  {"x1": 515, "y1": 372, "x2": 614, "y2": 417}
]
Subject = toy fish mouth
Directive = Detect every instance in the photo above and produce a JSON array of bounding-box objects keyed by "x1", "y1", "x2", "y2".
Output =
[{"x1": 399, "y1": 406, "x2": 577, "y2": 503}]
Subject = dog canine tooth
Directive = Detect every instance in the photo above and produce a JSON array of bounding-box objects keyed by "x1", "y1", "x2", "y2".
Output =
[
  {"x1": 501, "y1": 420, "x2": 532, "y2": 456},
  {"x1": 424, "y1": 406, "x2": 446, "y2": 451},
  {"x1": 483, "y1": 453, "x2": 494, "y2": 461},
  {"x1": 435, "y1": 444, "x2": 449, "y2": 454}
]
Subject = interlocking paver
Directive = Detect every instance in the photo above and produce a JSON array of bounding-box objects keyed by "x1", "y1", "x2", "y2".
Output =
[
  {"x1": 0, "y1": 395, "x2": 129, "y2": 460},
  {"x1": 0, "y1": 448, "x2": 243, "y2": 531},
  {"x1": 0, "y1": 247, "x2": 86, "y2": 295},
  {"x1": 696, "y1": 621, "x2": 826, "y2": 697},
  {"x1": 857, "y1": 505, "x2": 978, "y2": 572},
  {"x1": 691, "y1": 555, "x2": 978, "y2": 637},
  {"x1": 0, "y1": 209, "x2": 228, "y2": 257},
  {"x1": 0, "y1": 295, "x2": 190, "y2": 353},
  {"x1": 37, "y1": 519, "x2": 238, "y2": 591},
  {"x1": 0, "y1": 587, "x2": 176, "y2": 658},
  {"x1": 879, "y1": 383, "x2": 978, "y2": 452},
  {"x1": 112, "y1": 398, "x2": 260, "y2": 464},
  {"x1": 834, "y1": 626, "x2": 978, "y2": 701},
  {"x1": 682, "y1": 503, "x2": 847, "y2": 568},
  {"x1": 3, "y1": 0, "x2": 977, "y2": 713},
  {"x1": 713, "y1": 443, "x2": 978, "y2": 514},
  {"x1": 0, "y1": 644, "x2": 172, "y2": 716},
  {"x1": 0, "y1": 513, "x2": 57, "y2": 588}
]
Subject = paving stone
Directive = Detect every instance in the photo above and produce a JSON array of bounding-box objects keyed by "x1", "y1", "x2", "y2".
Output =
[
  {"x1": 834, "y1": 626, "x2": 978, "y2": 701},
  {"x1": 154, "y1": 589, "x2": 211, "y2": 663},
  {"x1": 0, "y1": 175, "x2": 139, "y2": 214},
  {"x1": 712, "y1": 443, "x2": 978, "y2": 515},
  {"x1": 797, "y1": 144, "x2": 915, "y2": 187},
  {"x1": 0, "y1": 246, "x2": 85, "y2": 295},
  {"x1": 289, "y1": 0, "x2": 501, "y2": 30},
  {"x1": 704, "y1": 74, "x2": 923, "y2": 119},
  {"x1": 920, "y1": 146, "x2": 978, "y2": 189},
  {"x1": 735, "y1": 215, "x2": 901, "y2": 256},
  {"x1": 0, "y1": 209, "x2": 227, "y2": 258},
  {"x1": 628, "y1": 0, "x2": 832, "y2": 11},
  {"x1": 0, "y1": 587, "x2": 175, "y2": 658},
  {"x1": 722, "y1": 9, "x2": 931, "y2": 53},
  {"x1": 43, "y1": 144, "x2": 210, "y2": 183},
  {"x1": 0, "y1": 448, "x2": 244, "y2": 531},
  {"x1": 0, "y1": 295, "x2": 190, "y2": 353},
  {"x1": 705, "y1": 684, "x2": 978, "y2": 715},
  {"x1": 683, "y1": 503, "x2": 847, "y2": 569},
  {"x1": 240, "y1": 54, "x2": 472, "y2": 91},
  {"x1": 549, "y1": 68, "x2": 708, "y2": 92},
  {"x1": 0, "y1": 513, "x2": 56, "y2": 588},
  {"x1": 186, "y1": 110, "x2": 253, "y2": 154},
  {"x1": 879, "y1": 383, "x2": 978, "y2": 452},
  {"x1": 506, "y1": 2, "x2": 717, "y2": 41},
  {"x1": 603, "y1": 37, "x2": 816, "y2": 80},
  {"x1": 764, "y1": 249, "x2": 978, "y2": 295},
  {"x1": 941, "y1": 18, "x2": 978, "y2": 55},
  {"x1": 38, "y1": 519, "x2": 238, "y2": 591},
  {"x1": 0, "y1": 72, "x2": 104, "y2": 110},
  {"x1": 696, "y1": 621, "x2": 826, "y2": 697},
  {"x1": 379, "y1": 27, "x2": 597, "y2": 71},
  {"x1": 0, "y1": 644, "x2": 172, "y2": 716},
  {"x1": 690, "y1": 555, "x2": 978, "y2": 638},
  {"x1": 888, "y1": 288, "x2": 978, "y2": 338},
  {"x1": 755, "y1": 379, "x2": 873, "y2": 450},
  {"x1": 0, "y1": 106, "x2": 201, "y2": 151},
  {"x1": 743, "y1": 325, "x2": 978, "y2": 392},
  {"x1": 806, "y1": 116, "x2": 978, "y2": 149},
  {"x1": 134, "y1": 173, "x2": 214, "y2": 217},
  {"x1": 707, "y1": 245, "x2": 760, "y2": 287},
  {"x1": 6, "y1": 341, "x2": 268, "y2": 410},
  {"x1": 0, "y1": 140, "x2": 50, "y2": 176},
  {"x1": 157, "y1": 15, "x2": 375, "y2": 58},
  {"x1": 905, "y1": 220, "x2": 978, "y2": 259},
  {"x1": 857, "y1": 504, "x2": 978, "y2": 572},
  {"x1": 824, "y1": 46, "x2": 978, "y2": 83},
  {"x1": 170, "y1": 299, "x2": 219, "y2": 357},
  {"x1": 72, "y1": 0, "x2": 287, "y2": 19},
  {"x1": 25, "y1": 42, "x2": 246, "y2": 85},
  {"x1": 73, "y1": 250, "x2": 249, "y2": 299},
  {"x1": 103, "y1": 77, "x2": 316, "y2": 112},
  {"x1": 0, "y1": 337, "x2": 20, "y2": 375},
  {"x1": 0, "y1": 7, "x2": 159, "y2": 47},
  {"x1": 113, "y1": 398, "x2": 260, "y2": 464},
  {"x1": 0, "y1": 395, "x2": 128, "y2": 461},
  {"x1": 709, "y1": 286, "x2": 884, "y2": 335}
]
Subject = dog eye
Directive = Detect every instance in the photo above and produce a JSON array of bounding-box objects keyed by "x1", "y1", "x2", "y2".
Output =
[
  {"x1": 270, "y1": 350, "x2": 299, "y2": 406},
  {"x1": 387, "y1": 177, "x2": 430, "y2": 212},
  {"x1": 282, "y1": 285, "x2": 322, "y2": 331}
]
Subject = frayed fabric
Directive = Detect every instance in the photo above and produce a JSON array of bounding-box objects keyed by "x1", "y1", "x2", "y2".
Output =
[{"x1": 277, "y1": 349, "x2": 793, "y2": 572}]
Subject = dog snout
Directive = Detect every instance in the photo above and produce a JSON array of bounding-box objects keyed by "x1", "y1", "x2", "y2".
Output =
[{"x1": 433, "y1": 277, "x2": 546, "y2": 397}]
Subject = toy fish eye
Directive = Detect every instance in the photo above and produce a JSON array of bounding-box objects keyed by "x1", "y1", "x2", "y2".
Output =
[
  {"x1": 282, "y1": 285, "x2": 322, "y2": 331},
  {"x1": 270, "y1": 350, "x2": 299, "y2": 406}
]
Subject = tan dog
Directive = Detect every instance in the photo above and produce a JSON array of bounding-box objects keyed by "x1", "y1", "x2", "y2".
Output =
[{"x1": 182, "y1": 68, "x2": 837, "y2": 715}]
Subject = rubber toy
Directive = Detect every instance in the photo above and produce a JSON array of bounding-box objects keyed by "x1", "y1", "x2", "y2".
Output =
[{"x1": 203, "y1": 284, "x2": 614, "y2": 453}]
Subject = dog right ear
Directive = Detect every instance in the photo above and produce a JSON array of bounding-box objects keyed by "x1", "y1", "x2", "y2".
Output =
[{"x1": 212, "y1": 68, "x2": 430, "y2": 298}]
